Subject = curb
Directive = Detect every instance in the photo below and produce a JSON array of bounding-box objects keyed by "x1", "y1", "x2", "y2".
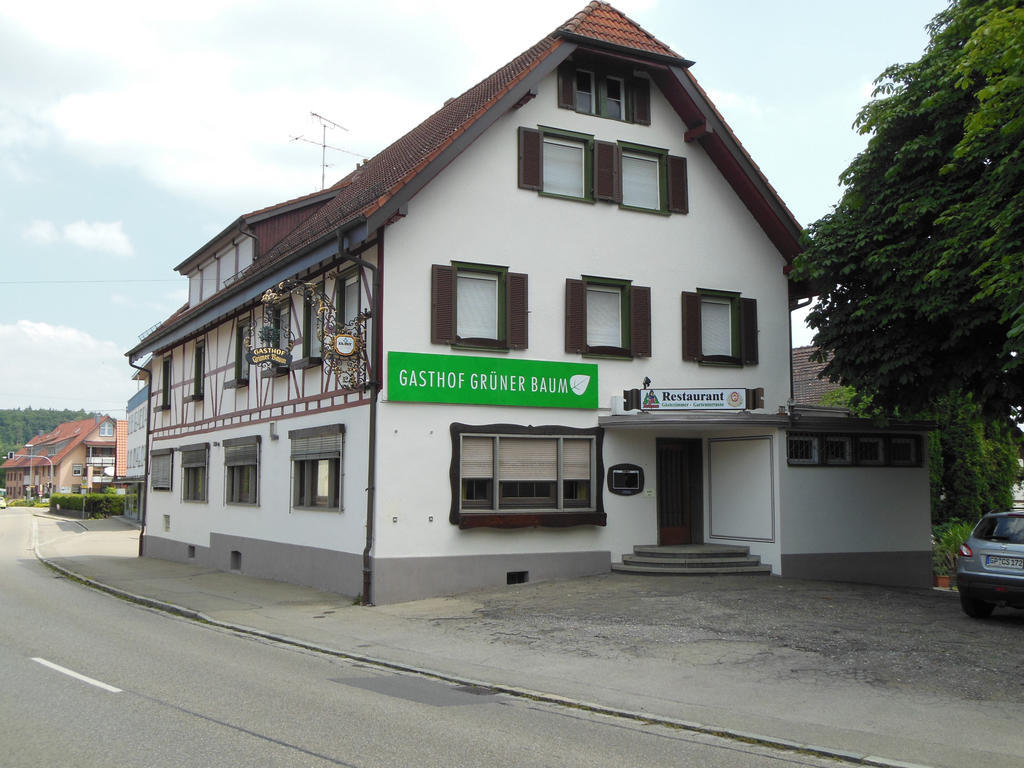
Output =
[{"x1": 31, "y1": 520, "x2": 933, "y2": 768}]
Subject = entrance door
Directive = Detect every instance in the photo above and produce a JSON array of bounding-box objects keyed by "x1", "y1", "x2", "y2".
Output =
[{"x1": 656, "y1": 439, "x2": 702, "y2": 545}]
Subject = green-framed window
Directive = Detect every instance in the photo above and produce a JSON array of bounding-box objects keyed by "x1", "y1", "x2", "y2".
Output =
[
  {"x1": 565, "y1": 276, "x2": 651, "y2": 359},
  {"x1": 682, "y1": 289, "x2": 758, "y2": 366},
  {"x1": 431, "y1": 262, "x2": 528, "y2": 350}
]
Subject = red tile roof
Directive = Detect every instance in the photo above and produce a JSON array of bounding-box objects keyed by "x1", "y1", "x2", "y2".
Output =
[
  {"x1": 559, "y1": 1, "x2": 682, "y2": 59},
  {"x1": 0, "y1": 416, "x2": 108, "y2": 470},
  {"x1": 131, "y1": 2, "x2": 803, "y2": 358},
  {"x1": 254, "y1": 36, "x2": 561, "y2": 272},
  {"x1": 792, "y1": 345, "x2": 842, "y2": 405}
]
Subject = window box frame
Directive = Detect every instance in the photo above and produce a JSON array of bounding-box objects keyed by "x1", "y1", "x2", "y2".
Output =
[{"x1": 449, "y1": 423, "x2": 605, "y2": 529}]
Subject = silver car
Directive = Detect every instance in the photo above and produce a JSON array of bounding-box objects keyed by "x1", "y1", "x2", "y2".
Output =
[{"x1": 957, "y1": 512, "x2": 1024, "y2": 618}]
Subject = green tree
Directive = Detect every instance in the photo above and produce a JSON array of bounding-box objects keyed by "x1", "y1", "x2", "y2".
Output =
[{"x1": 792, "y1": 0, "x2": 1024, "y2": 419}]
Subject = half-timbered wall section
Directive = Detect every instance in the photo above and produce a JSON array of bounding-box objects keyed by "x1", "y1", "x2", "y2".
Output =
[{"x1": 151, "y1": 261, "x2": 374, "y2": 441}]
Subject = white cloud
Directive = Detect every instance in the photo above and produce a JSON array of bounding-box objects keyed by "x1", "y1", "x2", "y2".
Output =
[
  {"x1": 22, "y1": 219, "x2": 59, "y2": 244},
  {"x1": 63, "y1": 220, "x2": 134, "y2": 256},
  {"x1": 21, "y1": 219, "x2": 134, "y2": 257},
  {"x1": 0, "y1": 321, "x2": 136, "y2": 412}
]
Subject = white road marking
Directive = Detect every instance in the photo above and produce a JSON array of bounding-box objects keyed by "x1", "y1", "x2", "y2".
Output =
[{"x1": 31, "y1": 658, "x2": 122, "y2": 693}]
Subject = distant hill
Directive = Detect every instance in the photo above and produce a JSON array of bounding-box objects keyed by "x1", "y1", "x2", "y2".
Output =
[{"x1": 0, "y1": 408, "x2": 98, "y2": 468}]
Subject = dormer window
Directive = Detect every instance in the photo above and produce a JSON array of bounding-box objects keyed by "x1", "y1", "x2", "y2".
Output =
[
  {"x1": 605, "y1": 77, "x2": 624, "y2": 120},
  {"x1": 575, "y1": 70, "x2": 594, "y2": 113},
  {"x1": 557, "y1": 63, "x2": 650, "y2": 125}
]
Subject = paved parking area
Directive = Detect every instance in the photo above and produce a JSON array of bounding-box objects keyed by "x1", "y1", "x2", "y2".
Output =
[{"x1": 403, "y1": 572, "x2": 1024, "y2": 705}]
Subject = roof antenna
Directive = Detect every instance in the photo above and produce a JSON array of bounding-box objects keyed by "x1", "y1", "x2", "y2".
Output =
[{"x1": 289, "y1": 112, "x2": 366, "y2": 190}]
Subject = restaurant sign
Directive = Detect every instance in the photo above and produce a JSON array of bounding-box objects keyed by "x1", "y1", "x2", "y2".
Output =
[
  {"x1": 629, "y1": 387, "x2": 764, "y2": 411},
  {"x1": 388, "y1": 352, "x2": 598, "y2": 409}
]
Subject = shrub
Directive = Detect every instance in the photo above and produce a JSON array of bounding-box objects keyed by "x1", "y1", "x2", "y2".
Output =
[{"x1": 49, "y1": 493, "x2": 124, "y2": 518}]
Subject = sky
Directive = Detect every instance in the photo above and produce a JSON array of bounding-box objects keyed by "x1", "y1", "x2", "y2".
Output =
[{"x1": 0, "y1": 0, "x2": 950, "y2": 416}]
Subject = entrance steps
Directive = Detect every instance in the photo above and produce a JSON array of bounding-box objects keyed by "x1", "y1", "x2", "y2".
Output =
[{"x1": 612, "y1": 544, "x2": 772, "y2": 576}]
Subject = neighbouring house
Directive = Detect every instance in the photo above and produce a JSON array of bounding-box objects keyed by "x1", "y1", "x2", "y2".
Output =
[
  {"x1": 792, "y1": 345, "x2": 843, "y2": 405},
  {"x1": 1, "y1": 416, "x2": 122, "y2": 499},
  {"x1": 123, "y1": 379, "x2": 150, "y2": 521},
  {"x1": 126, "y1": 2, "x2": 932, "y2": 603}
]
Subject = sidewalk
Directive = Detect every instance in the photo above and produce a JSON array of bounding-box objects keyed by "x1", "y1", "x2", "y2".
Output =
[{"x1": 31, "y1": 512, "x2": 1024, "y2": 768}]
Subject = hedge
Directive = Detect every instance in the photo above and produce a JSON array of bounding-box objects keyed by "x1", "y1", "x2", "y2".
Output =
[{"x1": 50, "y1": 493, "x2": 125, "y2": 518}]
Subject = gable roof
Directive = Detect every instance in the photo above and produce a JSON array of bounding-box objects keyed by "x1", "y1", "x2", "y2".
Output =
[
  {"x1": 0, "y1": 416, "x2": 111, "y2": 471},
  {"x1": 129, "y1": 2, "x2": 803, "y2": 361},
  {"x1": 557, "y1": 1, "x2": 691, "y2": 63}
]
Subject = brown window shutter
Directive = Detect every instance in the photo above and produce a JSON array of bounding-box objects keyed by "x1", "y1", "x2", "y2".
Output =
[
  {"x1": 594, "y1": 141, "x2": 621, "y2": 203},
  {"x1": 668, "y1": 155, "x2": 688, "y2": 214},
  {"x1": 630, "y1": 285, "x2": 651, "y2": 358},
  {"x1": 565, "y1": 279, "x2": 586, "y2": 354},
  {"x1": 631, "y1": 78, "x2": 651, "y2": 125},
  {"x1": 507, "y1": 272, "x2": 529, "y2": 350},
  {"x1": 431, "y1": 264, "x2": 455, "y2": 344},
  {"x1": 740, "y1": 297, "x2": 758, "y2": 365},
  {"x1": 557, "y1": 63, "x2": 576, "y2": 109},
  {"x1": 518, "y1": 127, "x2": 542, "y2": 190},
  {"x1": 681, "y1": 291, "x2": 701, "y2": 360}
]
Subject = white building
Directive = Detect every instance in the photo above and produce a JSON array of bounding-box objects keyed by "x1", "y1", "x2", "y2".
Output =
[{"x1": 126, "y1": 2, "x2": 932, "y2": 604}]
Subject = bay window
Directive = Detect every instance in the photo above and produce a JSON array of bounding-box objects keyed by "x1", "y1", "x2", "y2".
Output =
[{"x1": 451, "y1": 424, "x2": 604, "y2": 529}]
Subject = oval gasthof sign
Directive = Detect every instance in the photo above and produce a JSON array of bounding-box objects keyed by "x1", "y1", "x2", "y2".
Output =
[{"x1": 333, "y1": 334, "x2": 358, "y2": 356}]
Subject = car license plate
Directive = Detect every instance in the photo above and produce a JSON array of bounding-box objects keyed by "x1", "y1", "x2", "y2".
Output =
[{"x1": 986, "y1": 555, "x2": 1024, "y2": 569}]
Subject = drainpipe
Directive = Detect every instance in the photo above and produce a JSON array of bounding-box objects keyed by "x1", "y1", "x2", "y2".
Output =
[
  {"x1": 336, "y1": 228, "x2": 383, "y2": 605},
  {"x1": 127, "y1": 357, "x2": 152, "y2": 557}
]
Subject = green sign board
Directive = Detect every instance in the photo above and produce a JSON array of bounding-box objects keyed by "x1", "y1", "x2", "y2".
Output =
[{"x1": 388, "y1": 352, "x2": 599, "y2": 409}]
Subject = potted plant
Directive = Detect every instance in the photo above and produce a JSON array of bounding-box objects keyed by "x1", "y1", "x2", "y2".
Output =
[{"x1": 932, "y1": 519, "x2": 977, "y2": 589}]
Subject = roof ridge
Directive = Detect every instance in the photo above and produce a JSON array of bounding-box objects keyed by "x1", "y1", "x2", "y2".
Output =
[{"x1": 556, "y1": 1, "x2": 684, "y2": 62}]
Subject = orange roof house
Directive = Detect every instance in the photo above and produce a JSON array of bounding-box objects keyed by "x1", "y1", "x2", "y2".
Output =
[{"x1": 2, "y1": 416, "x2": 120, "y2": 498}]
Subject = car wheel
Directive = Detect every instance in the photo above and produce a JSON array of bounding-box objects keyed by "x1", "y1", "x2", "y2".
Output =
[{"x1": 959, "y1": 590, "x2": 995, "y2": 618}]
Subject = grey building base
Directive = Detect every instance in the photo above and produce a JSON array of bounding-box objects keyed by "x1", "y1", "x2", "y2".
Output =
[
  {"x1": 142, "y1": 534, "x2": 610, "y2": 604},
  {"x1": 142, "y1": 533, "x2": 364, "y2": 598},
  {"x1": 371, "y1": 550, "x2": 611, "y2": 604},
  {"x1": 780, "y1": 550, "x2": 932, "y2": 589}
]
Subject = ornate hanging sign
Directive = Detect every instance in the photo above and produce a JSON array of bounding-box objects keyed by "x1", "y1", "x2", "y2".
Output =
[{"x1": 245, "y1": 277, "x2": 370, "y2": 389}]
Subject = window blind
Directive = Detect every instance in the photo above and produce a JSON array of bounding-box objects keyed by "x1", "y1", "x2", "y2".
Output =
[
  {"x1": 701, "y1": 298, "x2": 732, "y2": 356},
  {"x1": 224, "y1": 436, "x2": 260, "y2": 467},
  {"x1": 291, "y1": 431, "x2": 342, "y2": 460},
  {"x1": 180, "y1": 445, "x2": 208, "y2": 468},
  {"x1": 456, "y1": 273, "x2": 498, "y2": 339},
  {"x1": 562, "y1": 439, "x2": 591, "y2": 480},
  {"x1": 543, "y1": 139, "x2": 584, "y2": 198},
  {"x1": 622, "y1": 152, "x2": 659, "y2": 209},
  {"x1": 498, "y1": 438, "x2": 557, "y2": 481},
  {"x1": 461, "y1": 436, "x2": 494, "y2": 478},
  {"x1": 151, "y1": 452, "x2": 172, "y2": 489},
  {"x1": 587, "y1": 286, "x2": 621, "y2": 347}
]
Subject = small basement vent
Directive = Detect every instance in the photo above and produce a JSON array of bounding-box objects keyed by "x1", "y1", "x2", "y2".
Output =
[{"x1": 506, "y1": 570, "x2": 528, "y2": 585}]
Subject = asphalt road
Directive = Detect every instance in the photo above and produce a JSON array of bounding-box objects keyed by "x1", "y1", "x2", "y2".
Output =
[{"x1": 1, "y1": 509, "x2": 846, "y2": 767}]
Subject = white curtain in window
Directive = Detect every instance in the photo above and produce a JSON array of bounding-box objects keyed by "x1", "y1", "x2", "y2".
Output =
[
  {"x1": 622, "y1": 152, "x2": 659, "y2": 209},
  {"x1": 701, "y1": 298, "x2": 732, "y2": 356},
  {"x1": 457, "y1": 273, "x2": 498, "y2": 339},
  {"x1": 587, "y1": 286, "x2": 621, "y2": 347},
  {"x1": 543, "y1": 139, "x2": 584, "y2": 198}
]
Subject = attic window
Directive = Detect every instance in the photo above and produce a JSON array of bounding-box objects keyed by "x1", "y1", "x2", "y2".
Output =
[{"x1": 557, "y1": 63, "x2": 650, "y2": 125}]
